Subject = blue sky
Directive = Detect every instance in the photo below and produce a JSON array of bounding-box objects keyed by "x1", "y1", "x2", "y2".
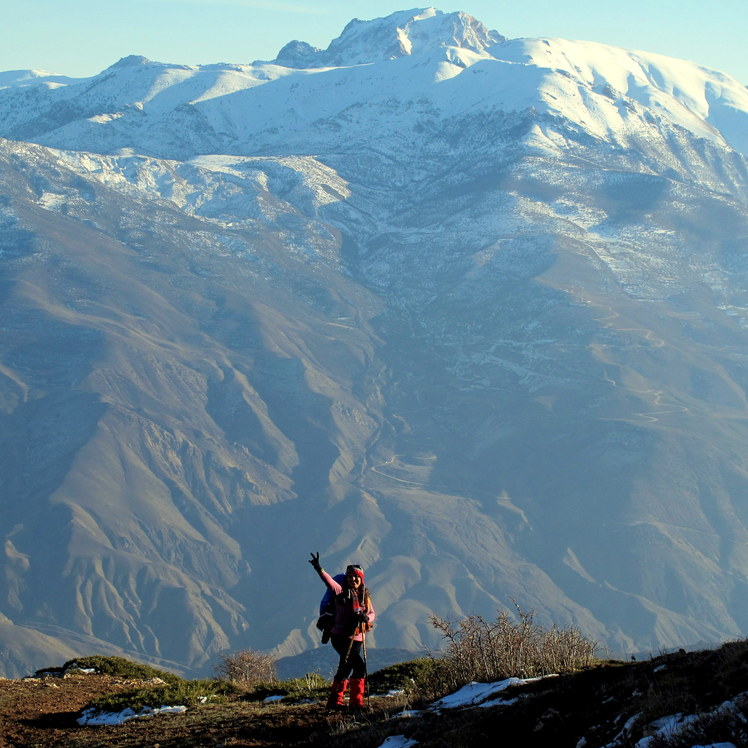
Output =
[{"x1": 3, "y1": 0, "x2": 747, "y2": 83}]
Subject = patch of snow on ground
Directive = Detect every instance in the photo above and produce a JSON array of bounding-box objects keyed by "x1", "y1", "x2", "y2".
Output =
[
  {"x1": 77, "y1": 705, "x2": 187, "y2": 726},
  {"x1": 377, "y1": 736, "x2": 418, "y2": 748},
  {"x1": 431, "y1": 677, "x2": 541, "y2": 709},
  {"x1": 633, "y1": 712, "x2": 699, "y2": 747},
  {"x1": 38, "y1": 193, "x2": 66, "y2": 211}
]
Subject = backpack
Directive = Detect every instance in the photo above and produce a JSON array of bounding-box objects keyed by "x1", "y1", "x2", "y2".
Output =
[{"x1": 315, "y1": 573, "x2": 345, "y2": 643}]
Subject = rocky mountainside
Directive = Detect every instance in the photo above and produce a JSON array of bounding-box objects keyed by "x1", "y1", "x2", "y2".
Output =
[{"x1": 1, "y1": 7, "x2": 748, "y2": 677}]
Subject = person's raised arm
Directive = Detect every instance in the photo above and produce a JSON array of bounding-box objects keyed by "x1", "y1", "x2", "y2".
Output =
[
  {"x1": 308, "y1": 552, "x2": 342, "y2": 594},
  {"x1": 309, "y1": 552, "x2": 322, "y2": 572}
]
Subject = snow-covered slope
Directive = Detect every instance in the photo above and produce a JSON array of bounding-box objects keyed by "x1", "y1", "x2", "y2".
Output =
[
  {"x1": 1, "y1": 8, "x2": 748, "y2": 678},
  {"x1": 492, "y1": 37, "x2": 748, "y2": 155},
  {"x1": 1, "y1": 9, "x2": 746, "y2": 159}
]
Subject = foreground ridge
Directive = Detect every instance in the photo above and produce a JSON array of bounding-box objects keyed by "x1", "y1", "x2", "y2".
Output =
[{"x1": 2, "y1": 643, "x2": 748, "y2": 747}]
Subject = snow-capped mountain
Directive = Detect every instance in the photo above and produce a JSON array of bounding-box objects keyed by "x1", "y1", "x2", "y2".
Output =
[
  {"x1": 2, "y1": 8, "x2": 747, "y2": 161},
  {"x1": 1, "y1": 8, "x2": 748, "y2": 677},
  {"x1": 275, "y1": 7, "x2": 505, "y2": 67}
]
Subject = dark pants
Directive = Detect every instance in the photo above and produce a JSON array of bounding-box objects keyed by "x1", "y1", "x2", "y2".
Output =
[{"x1": 331, "y1": 634, "x2": 366, "y2": 679}]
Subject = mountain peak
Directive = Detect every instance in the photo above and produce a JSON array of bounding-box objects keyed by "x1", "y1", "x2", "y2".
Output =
[
  {"x1": 272, "y1": 7, "x2": 505, "y2": 68},
  {"x1": 274, "y1": 40, "x2": 321, "y2": 68},
  {"x1": 107, "y1": 55, "x2": 152, "y2": 70}
]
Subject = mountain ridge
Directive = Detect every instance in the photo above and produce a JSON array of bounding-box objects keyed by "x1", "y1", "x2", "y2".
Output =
[
  {"x1": 0, "y1": 8, "x2": 748, "y2": 678},
  {"x1": 2, "y1": 9, "x2": 747, "y2": 161}
]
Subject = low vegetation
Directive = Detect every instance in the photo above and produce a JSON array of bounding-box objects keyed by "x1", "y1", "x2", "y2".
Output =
[
  {"x1": 56, "y1": 657, "x2": 241, "y2": 716},
  {"x1": 367, "y1": 657, "x2": 450, "y2": 700},
  {"x1": 430, "y1": 603, "x2": 598, "y2": 690},
  {"x1": 9, "y1": 612, "x2": 748, "y2": 746},
  {"x1": 86, "y1": 678, "x2": 241, "y2": 715},
  {"x1": 246, "y1": 672, "x2": 330, "y2": 702},
  {"x1": 58, "y1": 608, "x2": 600, "y2": 720},
  {"x1": 36, "y1": 654, "x2": 183, "y2": 684}
]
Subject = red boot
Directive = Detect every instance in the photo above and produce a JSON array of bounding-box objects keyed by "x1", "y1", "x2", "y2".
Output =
[
  {"x1": 326, "y1": 679, "x2": 348, "y2": 710},
  {"x1": 349, "y1": 677, "x2": 366, "y2": 711}
]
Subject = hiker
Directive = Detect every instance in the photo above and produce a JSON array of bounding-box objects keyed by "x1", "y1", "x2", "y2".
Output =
[{"x1": 309, "y1": 552, "x2": 375, "y2": 711}]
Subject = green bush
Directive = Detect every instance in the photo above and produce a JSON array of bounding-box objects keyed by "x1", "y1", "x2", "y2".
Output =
[
  {"x1": 83, "y1": 678, "x2": 240, "y2": 714},
  {"x1": 246, "y1": 672, "x2": 328, "y2": 702},
  {"x1": 59, "y1": 655, "x2": 182, "y2": 685},
  {"x1": 44, "y1": 655, "x2": 243, "y2": 718},
  {"x1": 368, "y1": 658, "x2": 450, "y2": 697}
]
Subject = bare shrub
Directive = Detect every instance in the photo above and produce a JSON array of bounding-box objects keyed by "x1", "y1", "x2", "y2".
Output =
[
  {"x1": 215, "y1": 649, "x2": 277, "y2": 688},
  {"x1": 430, "y1": 603, "x2": 597, "y2": 688}
]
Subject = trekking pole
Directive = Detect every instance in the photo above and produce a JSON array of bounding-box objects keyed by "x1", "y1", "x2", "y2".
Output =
[
  {"x1": 342, "y1": 634, "x2": 356, "y2": 688},
  {"x1": 361, "y1": 626, "x2": 369, "y2": 708},
  {"x1": 343, "y1": 632, "x2": 356, "y2": 666}
]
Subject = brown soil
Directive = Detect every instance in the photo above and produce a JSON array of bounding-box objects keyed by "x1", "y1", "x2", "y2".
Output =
[{"x1": 0, "y1": 674, "x2": 354, "y2": 747}]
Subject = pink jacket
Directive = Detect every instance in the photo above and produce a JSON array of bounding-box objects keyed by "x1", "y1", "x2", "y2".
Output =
[{"x1": 320, "y1": 570, "x2": 375, "y2": 641}]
